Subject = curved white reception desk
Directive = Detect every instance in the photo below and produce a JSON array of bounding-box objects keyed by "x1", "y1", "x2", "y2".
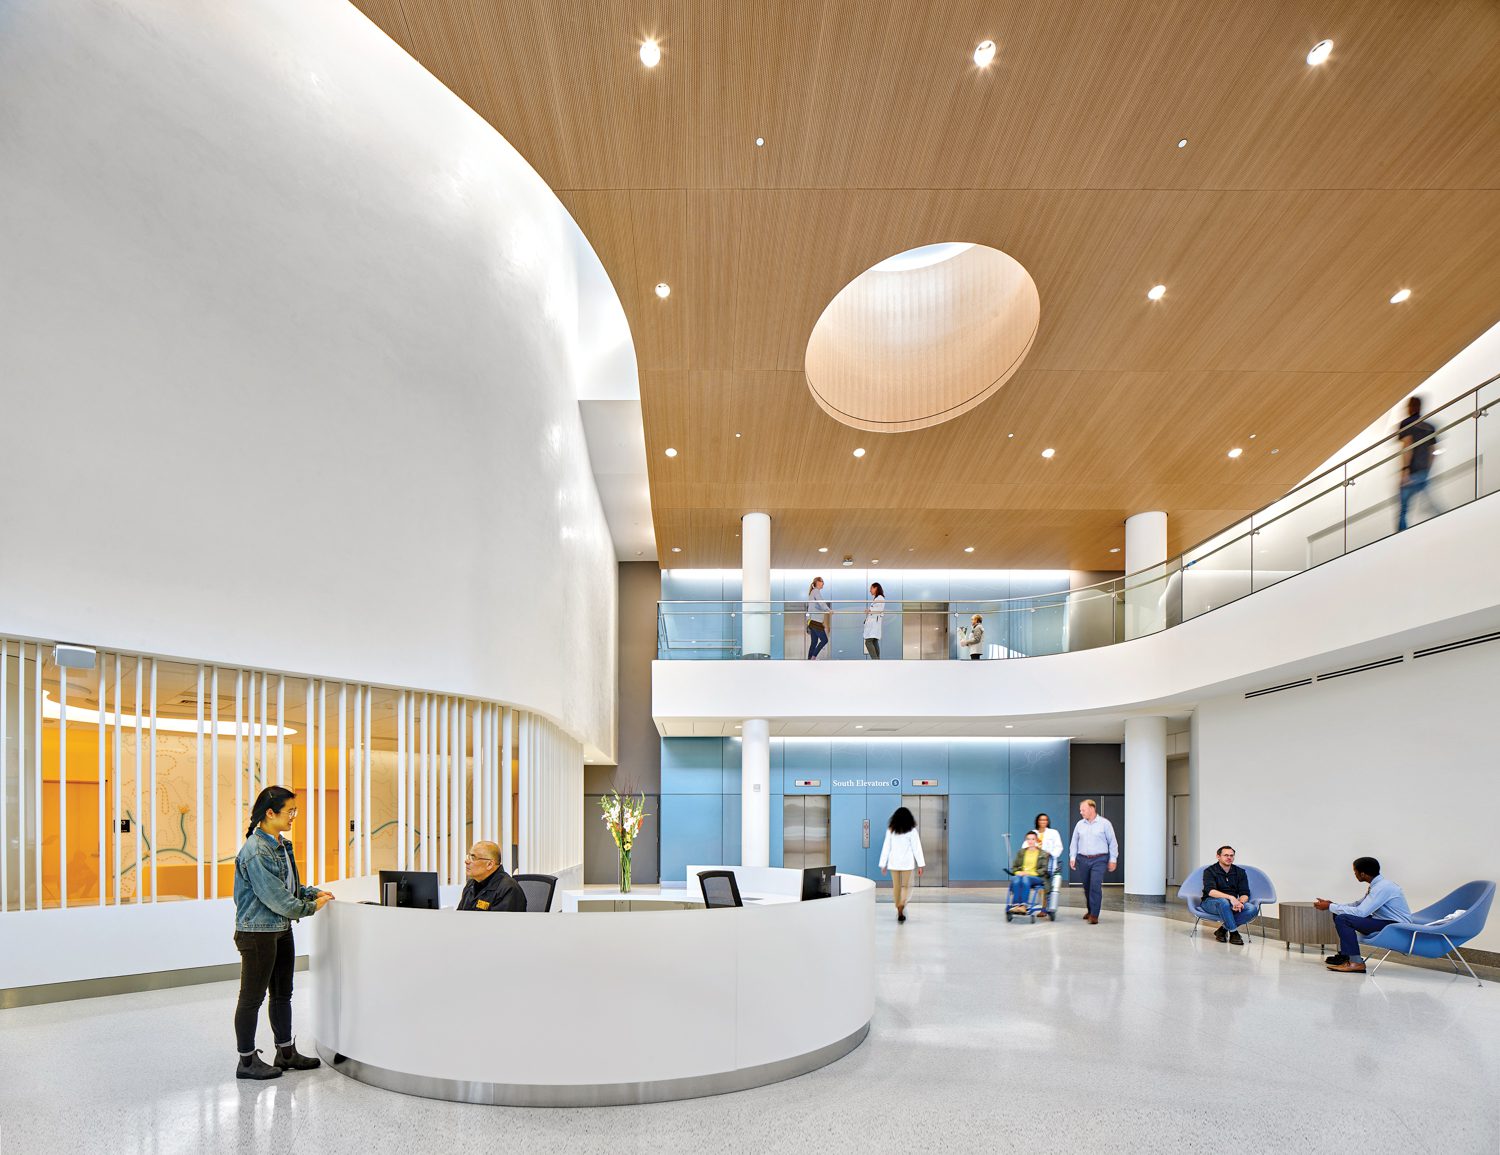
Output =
[{"x1": 309, "y1": 867, "x2": 874, "y2": 1106}]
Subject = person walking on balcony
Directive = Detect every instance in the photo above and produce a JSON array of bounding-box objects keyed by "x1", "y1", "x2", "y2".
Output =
[
  {"x1": 879, "y1": 806, "x2": 925, "y2": 923},
  {"x1": 863, "y1": 582, "x2": 885, "y2": 659},
  {"x1": 1397, "y1": 395, "x2": 1438, "y2": 531},
  {"x1": 232, "y1": 785, "x2": 332, "y2": 1081},
  {"x1": 806, "y1": 576, "x2": 831, "y2": 660},
  {"x1": 1069, "y1": 798, "x2": 1118, "y2": 923}
]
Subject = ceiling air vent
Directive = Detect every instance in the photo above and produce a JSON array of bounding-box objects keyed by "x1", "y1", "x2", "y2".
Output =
[
  {"x1": 1413, "y1": 631, "x2": 1500, "y2": 660},
  {"x1": 865, "y1": 727, "x2": 901, "y2": 733},
  {"x1": 1244, "y1": 678, "x2": 1312, "y2": 700},
  {"x1": 1315, "y1": 656, "x2": 1403, "y2": 682}
]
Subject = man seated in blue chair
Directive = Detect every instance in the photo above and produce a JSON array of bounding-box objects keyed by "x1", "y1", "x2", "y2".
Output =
[
  {"x1": 1314, "y1": 856, "x2": 1412, "y2": 974},
  {"x1": 457, "y1": 841, "x2": 527, "y2": 912},
  {"x1": 1201, "y1": 845, "x2": 1258, "y2": 945}
]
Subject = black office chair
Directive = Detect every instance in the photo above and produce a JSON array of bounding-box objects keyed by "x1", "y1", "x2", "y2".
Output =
[
  {"x1": 514, "y1": 873, "x2": 557, "y2": 913},
  {"x1": 697, "y1": 870, "x2": 743, "y2": 909}
]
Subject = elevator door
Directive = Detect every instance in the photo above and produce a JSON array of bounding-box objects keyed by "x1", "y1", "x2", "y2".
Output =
[
  {"x1": 782, "y1": 795, "x2": 831, "y2": 870},
  {"x1": 900, "y1": 795, "x2": 947, "y2": 886}
]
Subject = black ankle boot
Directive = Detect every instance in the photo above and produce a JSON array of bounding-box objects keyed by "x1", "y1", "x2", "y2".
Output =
[
  {"x1": 237, "y1": 1050, "x2": 283, "y2": 1080},
  {"x1": 274, "y1": 1039, "x2": 321, "y2": 1071}
]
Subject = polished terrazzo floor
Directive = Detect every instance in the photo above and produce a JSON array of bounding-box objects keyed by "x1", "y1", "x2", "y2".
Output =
[{"x1": 2, "y1": 905, "x2": 1495, "y2": 1155}]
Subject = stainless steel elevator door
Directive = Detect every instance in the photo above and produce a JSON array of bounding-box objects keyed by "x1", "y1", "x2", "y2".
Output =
[
  {"x1": 902, "y1": 603, "x2": 950, "y2": 661},
  {"x1": 782, "y1": 795, "x2": 831, "y2": 870},
  {"x1": 900, "y1": 794, "x2": 948, "y2": 886}
]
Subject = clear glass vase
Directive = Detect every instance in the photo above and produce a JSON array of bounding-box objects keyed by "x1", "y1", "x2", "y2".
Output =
[{"x1": 618, "y1": 847, "x2": 632, "y2": 893}]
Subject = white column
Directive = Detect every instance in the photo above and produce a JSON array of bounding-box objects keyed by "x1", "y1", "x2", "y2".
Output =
[
  {"x1": 741, "y1": 719, "x2": 771, "y2": 867},
  {"x1": 741, "y1": 512, "x2": 772, "y2": 659},
  {"x1": 1124, "y1": 510, "x2": 1168, "y2": 639},
  {"x1": 1124, "y1": 715, "x2": 1168, "y2": 900}
]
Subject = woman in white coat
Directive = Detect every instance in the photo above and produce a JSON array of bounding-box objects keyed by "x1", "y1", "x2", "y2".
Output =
[
  {"x1": 863, "y1": 582, "x2": 885, "y2": 659},
  {"x1": 879, "y1": 805, "x2": 925, "y2": 923}
]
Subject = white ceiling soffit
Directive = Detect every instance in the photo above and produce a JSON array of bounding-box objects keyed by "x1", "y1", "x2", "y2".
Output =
[
  {"x1": 568, "y1": 212, "x2": 653, "y2": 560},
  {"x1": 580, "y1": 399, "x2": 654, "y2": 561}
]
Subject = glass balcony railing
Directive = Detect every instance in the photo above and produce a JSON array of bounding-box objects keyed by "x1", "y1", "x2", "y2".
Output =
[{"x1": 658, "y1": 371, "x2": 1500, "y2": 661}]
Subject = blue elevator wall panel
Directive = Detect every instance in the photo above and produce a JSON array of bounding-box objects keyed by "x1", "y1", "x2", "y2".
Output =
[
  {"x1": 770, "y1": 800, "x2": 784, "y2": 866},
  {"x1": 661, "y1": 794, "x2": 723, "y2": 882},
  {"x1": 948, "y1": 741, "x2": 1009, "y2": 794},
  {"x1": 722, "y1": 738, "x2": 743, "y2": 795},
  {"x1": 722, "y1": 793, "x2": 742, "y2": 865},
  {"x1": 901, "y1": 741, "x2": 948, "y2": 793},
  {"x1": 866, "y1": 742, "x2": 901, "y2": 786},
  {"x1": 661, "y1": 738, "x2": 724, "y2": 793},
  {"x1": 830, "y1": 794, "x2": 867, "y2": 880},
  {"x1": 866, "y1": 794, "x2": 901, "y2": 878},
  {"x1": 1010, "y1": 793, "x2": 1070, "y2": 875},
  {"x1": 950, "y1": 794, "x2": 1010, "y2": 881},
  {"x1": 783, "y1": 739, "x2": 831, "y2": 793},
  {"x1": 1009, "y1": 739, "x2": 1069, "y2": 794},
  {"x1": 830, "y1": 740, "x2": 867, "y2": 790}
]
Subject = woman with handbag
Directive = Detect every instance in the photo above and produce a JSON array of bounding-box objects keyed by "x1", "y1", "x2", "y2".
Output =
[
  {"x1": 231, "y1": 784, "x2": 332, "y2": 1080},
  {"x1": 878, "y1": 806, "x2": 925, "y2": 923},
  {"x1": 806, "y1": 576, "x2": 831, "y2": 660}
]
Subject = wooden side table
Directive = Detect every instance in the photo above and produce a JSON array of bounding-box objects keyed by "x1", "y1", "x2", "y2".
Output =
[{"x1": 1279, "y1": 901, "x2": 1337, "y2": 953}]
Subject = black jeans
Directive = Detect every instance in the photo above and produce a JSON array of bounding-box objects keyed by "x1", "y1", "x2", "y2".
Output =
[
  {"x1": 864, "y1": 637, "x2": 880, "y2": 659},
  {"x1": 234, "y1": 929, "x2": 294, "y2": 1054}
]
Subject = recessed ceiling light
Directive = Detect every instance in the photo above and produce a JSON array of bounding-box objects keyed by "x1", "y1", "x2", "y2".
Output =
[
  {"x1": 1306, "y1": 39, "x2": 1333, "y2": 66},
  {"x1": 1249, "y1": 433, "x2": 1257, "y2": 439},
  {"x1": 852, "y1": 447, "x2": 866, "y2": 458},
  {"x1": 664, "y1": 447, "x2": 677, "y2": 457},
  {"x1": 841, "y1": 556, "x2": 854, "y2": 567},
  {"x1": 654, "y1": 282, "x2": 671, "y2": 298},
  {"x1": 1109, "y1": 547, "x2": 1121, "y2": 554},
  {"x1": 855, "y1": 724, "x2": 864, "y2": 730},
  {"x1": 670, "y1": 546, "x2": 682, "y2": 553},
  {"x1": 1004, "y1": 724, "x2": 1013, "y2": 729},
  {"x1": 974, "y1": 40, "x2": 997, "y2": 67},
  {"x1": 734, "y1": 432, "x2": 742, "y2": 438},
  {"x1": 1390, "y1": 288, "x2": 1412, "y2": 304},
  {"x1": 963, "y1": 546, "x2": 975, "y2": 553},
  {"x1": 640, "y1": 40, "x2": 662, "y2": 68},
  {"x1": 1271, "y1": 448, "x2": 1280, "y2": 455},
  {"x1": 734, "y1": 723, "x2": 741, "y2": 728},
  {"x1": 754, "y1": 137, "x2": 765, "y2": 147},
  {"x1": 1227, "y1": 447, "x2": 1243, "y2": 459},
  {"x1": 818, "y1": 547, "x2": 829, "y2": 553},
  {"x1": 1177, "y1": 138, "x2": 1188, "y2": 149},
  {"x1": 871, "y1": 559, "x2": 880, "y2": 564},
  {"x1": 1007, "y1": 432, "x2": 1015, "y2": 439},
  {"x1": 1147, "y1": 284, "x2": 1167, "y2": 301},
  {"x1": 1041, "y1": 447, "x2": 1056, "y2": 459},
  {"x1": 907, "y1": 547, "x2": 915, "y2": 552}
]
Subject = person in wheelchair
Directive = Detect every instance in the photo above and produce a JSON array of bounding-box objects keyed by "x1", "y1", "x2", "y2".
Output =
[{"x1": 1007, "y1": 830, "x2": 1053, "y2": 915}]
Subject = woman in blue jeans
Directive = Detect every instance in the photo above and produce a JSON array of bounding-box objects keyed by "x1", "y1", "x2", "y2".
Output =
[
  {"x1": 232, "y1": 785, "x2": 332, "y2": 1080},
  {"x1": 806, "y1": 576, "x2": 831, "y2": 659}
]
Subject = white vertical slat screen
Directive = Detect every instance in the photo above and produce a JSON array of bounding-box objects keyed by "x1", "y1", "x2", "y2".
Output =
[{"x1": 0, "y1": 631, "x2": 591, "y2": 914}]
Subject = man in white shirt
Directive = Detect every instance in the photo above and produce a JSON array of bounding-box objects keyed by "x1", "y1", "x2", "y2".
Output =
[{"x1": 1068, "y1": 799, "x2": 1118, "y2": 924}]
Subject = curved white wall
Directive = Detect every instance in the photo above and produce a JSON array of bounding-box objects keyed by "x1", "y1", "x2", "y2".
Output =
[{"x1": 0, "y1": 0, "x2": 620, "y2": 754}]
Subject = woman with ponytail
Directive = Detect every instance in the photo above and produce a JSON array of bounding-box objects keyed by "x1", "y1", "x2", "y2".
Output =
[{"x1": 231, "y1": 784, "x2": 332, "y2": 1080}]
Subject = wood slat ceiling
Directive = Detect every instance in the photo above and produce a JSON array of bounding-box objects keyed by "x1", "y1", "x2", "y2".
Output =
[{"x1": 352, "y1": 0, "x2": 1500, "y2": 568}]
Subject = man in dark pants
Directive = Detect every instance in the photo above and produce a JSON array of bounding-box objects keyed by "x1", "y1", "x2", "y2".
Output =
[
  {"x1": 1397, "y1": 396, "x2": 1437, "y2": 531},
  {"x1": 1068, "y1": 799, "x2": 1118, "y2": 924},
  {"x1": 457, "y1": 840, "x2": 528, "y2": 912},
  {"x1": 1315, "y1": 856, "x2": 1412, "y2": 974}
]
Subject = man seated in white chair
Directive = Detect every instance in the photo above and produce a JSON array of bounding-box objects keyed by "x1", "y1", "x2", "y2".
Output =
[{"x1": 1201, "y1": 845, "x2": 1258, "y2": 945}]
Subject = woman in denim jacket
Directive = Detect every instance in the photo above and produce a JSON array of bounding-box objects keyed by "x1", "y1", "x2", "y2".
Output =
[{"x1": 232, "y1": 785, "x2": 332, "y2": 1080}]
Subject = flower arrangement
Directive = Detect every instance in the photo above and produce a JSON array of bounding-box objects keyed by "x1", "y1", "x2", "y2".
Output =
[{"x1": 599, "y1": 790, "x2": 649, "y2": 893}]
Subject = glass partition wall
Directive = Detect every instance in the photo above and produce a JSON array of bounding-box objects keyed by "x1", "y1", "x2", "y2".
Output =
[
  {"x1": 0, "y1": 638, "x2": 554, "y2": 912},
  {"x1": 659, "y1": 373, "x2": 1499, "y2": 659}
]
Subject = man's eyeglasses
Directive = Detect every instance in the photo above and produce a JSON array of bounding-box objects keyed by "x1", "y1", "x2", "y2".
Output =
[{"x1": 464, "y1": 854, "x2": 497, "y2": 864}]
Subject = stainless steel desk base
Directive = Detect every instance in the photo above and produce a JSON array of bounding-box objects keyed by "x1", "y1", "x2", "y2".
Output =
[{"x1": 316, "y1": 1021, "x2": 870, "y2": 1107}]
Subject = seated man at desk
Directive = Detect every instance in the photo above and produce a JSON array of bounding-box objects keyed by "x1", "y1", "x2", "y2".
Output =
[{"x1": 458, "y1": 841, "x2": 527, "y2": 912}]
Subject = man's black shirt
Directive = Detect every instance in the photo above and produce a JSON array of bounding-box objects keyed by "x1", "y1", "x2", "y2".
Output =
[
  {"x1": 1202, "y1": 861, "x2": 1249, "y2": 901},
  {"x1": 457, "y1": 867, "x2": 527, "y2": 912}
]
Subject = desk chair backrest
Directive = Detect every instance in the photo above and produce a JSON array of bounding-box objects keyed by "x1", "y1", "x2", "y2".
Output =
[
  {"x1": 514, "y1": 873, "x2": 558, "y2": 913},
  {"x1": 698, "y1": 869, "x2": 743, "y2": 909}
]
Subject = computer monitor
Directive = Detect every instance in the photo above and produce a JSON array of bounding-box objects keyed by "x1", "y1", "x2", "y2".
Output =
[
  {"x1": 801, "y1": 864, "x2": 837, "y2": 901},
  {"x1": 377, "y1": 869, "x2": 440, "y2": 909}
]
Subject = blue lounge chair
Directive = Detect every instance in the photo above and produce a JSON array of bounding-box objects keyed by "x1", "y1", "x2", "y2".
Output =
[{"x1": 1361, "y1": 880, "x2": 1495, "y2": 986}]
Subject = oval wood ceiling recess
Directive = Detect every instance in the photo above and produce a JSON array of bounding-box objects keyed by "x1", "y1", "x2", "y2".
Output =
[{"x1": 352, "y1": 0, "x2": 1500, "y2": 568}]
